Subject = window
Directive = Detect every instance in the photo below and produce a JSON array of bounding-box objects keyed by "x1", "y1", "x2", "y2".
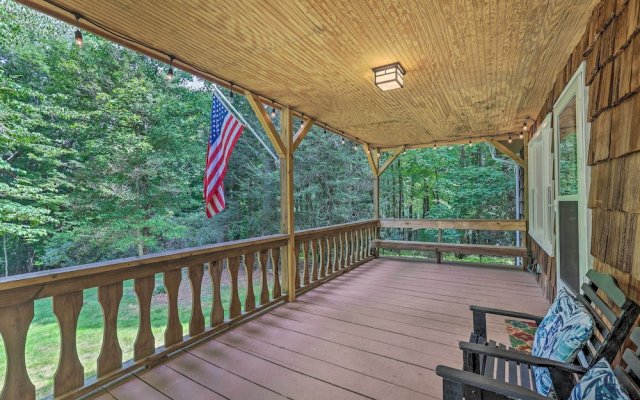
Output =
[{"x1": 528, "y1": 113, "x2": 554, "y2": 255}]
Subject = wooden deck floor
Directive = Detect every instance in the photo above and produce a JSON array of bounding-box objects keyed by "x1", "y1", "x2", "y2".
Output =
[{"x1": 91, "y1": 257, "x2": 550, "y2": 400}]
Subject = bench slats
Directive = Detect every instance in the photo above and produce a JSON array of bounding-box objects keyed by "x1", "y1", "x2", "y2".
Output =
[{"x1": 371, "y1": 239, "x2": 526, "y2": 257}]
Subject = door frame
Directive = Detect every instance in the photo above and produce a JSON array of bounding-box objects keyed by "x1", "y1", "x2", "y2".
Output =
[{"x1": 552, "y1": 62, "x2": 591, "y2": 295}]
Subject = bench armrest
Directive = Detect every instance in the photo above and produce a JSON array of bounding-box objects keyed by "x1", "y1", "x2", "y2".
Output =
[
  {"x1": 436, "y1": 365, "x2": 548, "y2": 400},
  {"x1": 470, "y1": 305, "x2": 544, "y2": 338},
  {"x1": 459, "y1": 342, "x2": 587, "y2": 374}
]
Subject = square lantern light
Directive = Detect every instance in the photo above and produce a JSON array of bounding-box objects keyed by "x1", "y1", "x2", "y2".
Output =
[{"x1": 373, "y1": 62, "x2": 405, "y2": 91}]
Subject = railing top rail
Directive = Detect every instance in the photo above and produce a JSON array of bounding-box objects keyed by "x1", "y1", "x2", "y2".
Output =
[
  {"x1": 294, "y1": 219, "x2": 378, "y2": 239},
  {"x1": 0, "y1": 233, "x2": 288, "y2": 295},
  {"x1": 379, "y1": 218, "x2": 525, "y2": 231}
]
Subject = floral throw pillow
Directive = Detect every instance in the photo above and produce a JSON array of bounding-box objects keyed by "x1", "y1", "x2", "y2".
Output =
[
  {"x1": 569, "y1": 359, "x2": 630, "y2": 400},
  {"x1": 531, "y1": 289, "x2": 594, "y2": 396}
]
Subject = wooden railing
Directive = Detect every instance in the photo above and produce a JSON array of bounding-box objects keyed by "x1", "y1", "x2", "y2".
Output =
[
  {"x1": 375, "y1": 218, "x2": 527, "y2": 263},
  {"x1": 0, "y1": 220, "x2": 376, "y2": 400},
  {"x1": 294, "y1": 220, "x2": 378, "y2": 292}
]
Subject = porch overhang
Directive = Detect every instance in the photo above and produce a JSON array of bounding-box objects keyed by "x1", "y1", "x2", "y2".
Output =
[{"x1": 17, "y1": 0, "x2": 598, "y2": 149}]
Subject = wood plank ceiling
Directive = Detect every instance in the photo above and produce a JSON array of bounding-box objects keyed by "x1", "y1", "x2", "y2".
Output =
[{"x1": 19, "y1": 0, "x2": 598, "y2": 148}]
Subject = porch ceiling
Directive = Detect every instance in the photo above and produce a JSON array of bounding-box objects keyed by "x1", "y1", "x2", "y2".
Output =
[{"x1": 20, "y1": 0, "x2": 597, "y2": 148}]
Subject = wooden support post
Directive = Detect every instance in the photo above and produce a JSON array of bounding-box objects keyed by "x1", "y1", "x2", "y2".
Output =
[
  {"x1": 280, "y1": 107, "x2": 296, "y2": 302},
  {"x1": 522, "y1": 131, "x2": 530, "y2": 271},
  {"x1": 365, "y1": 145, "x2": 380, "y2": 257}
]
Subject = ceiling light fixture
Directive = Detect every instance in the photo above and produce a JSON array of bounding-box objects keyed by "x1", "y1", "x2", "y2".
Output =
[{"x1": 372, "y1": 62, "x2": 405, "y2": 91}]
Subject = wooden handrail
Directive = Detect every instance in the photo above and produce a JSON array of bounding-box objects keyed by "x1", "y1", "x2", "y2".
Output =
[
  {"x1": 0, "y1": 221, "x2": 377, "y2": 400},
  {"x1": 379, "y1": 218, "x2": 525, "y2": 231}
]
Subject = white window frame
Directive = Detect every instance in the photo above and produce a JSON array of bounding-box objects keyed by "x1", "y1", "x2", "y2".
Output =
[
  {"x1": 528, "y1": 113, "x2": 555, "y2": 256},
  {"x1": 552, "y1": 62, "x2": 591, "y2": 293}
]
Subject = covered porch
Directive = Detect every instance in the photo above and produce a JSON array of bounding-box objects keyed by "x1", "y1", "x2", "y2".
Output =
[{"x1": 3, "y1": 0, "x2": 636, "y2": 399}]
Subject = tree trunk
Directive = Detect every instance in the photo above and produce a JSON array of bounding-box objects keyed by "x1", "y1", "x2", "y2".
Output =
[{"x1": 3, "y1": 235, "x2": 8, "y2": 277}]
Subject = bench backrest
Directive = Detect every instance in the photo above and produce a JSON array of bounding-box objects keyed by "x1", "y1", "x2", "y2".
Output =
[
  {"x1": 615, "y1": 327, "x2": 640, "y2": 400},
  {"x1": 574, "y1": 270, "x2": 640, "y2": 368}
]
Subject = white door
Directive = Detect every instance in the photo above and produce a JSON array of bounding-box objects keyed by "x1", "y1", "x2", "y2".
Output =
[{"x1": 553, "y1": 63, "x2": 590, "y2": 295}]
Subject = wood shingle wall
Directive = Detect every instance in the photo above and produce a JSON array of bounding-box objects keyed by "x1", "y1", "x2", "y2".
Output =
[{"x1": 530, "y1": 0, "x2": 640, "y2": 306}]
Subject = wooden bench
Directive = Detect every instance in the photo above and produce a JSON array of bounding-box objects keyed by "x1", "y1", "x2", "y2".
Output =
[
  {"x1": 371, "y1": 239, "x2": 527, "y2": 263},
  {"x1": 455, "y1": 269, "x2": 640, "y2": 399}
]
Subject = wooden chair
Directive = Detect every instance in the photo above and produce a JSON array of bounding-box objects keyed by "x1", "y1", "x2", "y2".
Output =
[
  {"x1": 461, "y1": 270, "x2": 640, "y2": 398},
  {"x1": 436, "y1": 326, "x2": 640, "y2": 400}
]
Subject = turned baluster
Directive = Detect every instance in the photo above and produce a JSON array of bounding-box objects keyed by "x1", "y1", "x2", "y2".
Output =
[
  {"x1": 0, "y1": 302, "x2": 35, "y2": 400},
  {"x1": 295, "y1": 242, "x2": 302, "y2": 289},
  {"x1": 272, "y1": 247, "x2": 282, "y2": 298},
  {"x1": 188, "y1": 264, "x2": 205, "y2": 337},
  {"x1": 244, "y1": 252, "x2": 256, "y2": 312},
  {"x1": 311, "y1": 239, "x2": 319, "y2": 282},
  {"x1": 163, "y1": 269, "x2": 183, "y2": 346},
  {"x1": 259, "y1": 250, "x2": 270, "y2": 304},
  {"x1": 53, "y1": 291, "x2": 84, "y2": 396},
  {"x1": 209, "y1": 259, "x2": 224, "y2": 326},
  {"x1": 318, "y1": 238, "x2": 325, "y2": 279},
  {"x1": 228, "y1": 256, "x2": 242, "y2": 318},
  {"x1": 302, "y1": 240, "x2": 313, "y2": 286},
  {"x1": 332, "y1": 235, "x2": 338, "y2": 273},
  {"x1": 97, "y1": 282, "x2": 123, "y2": 377},
  {"x1": 134, "y1": 275, "x2": 155, "y2": 360}
]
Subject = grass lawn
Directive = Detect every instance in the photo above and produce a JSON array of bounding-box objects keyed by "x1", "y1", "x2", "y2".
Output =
[{"x1": 0, "y1": 267, "x2": 265, "y2": 398}]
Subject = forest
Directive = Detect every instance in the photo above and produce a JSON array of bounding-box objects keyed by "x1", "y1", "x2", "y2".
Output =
[{"x1": 0, "y1": 1, "x2": 519, "y2": 277}]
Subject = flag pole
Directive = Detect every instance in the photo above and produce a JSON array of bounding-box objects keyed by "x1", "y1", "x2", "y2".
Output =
[{"x1": 213, "y1": 86, "x2": 279, "y2": 162}]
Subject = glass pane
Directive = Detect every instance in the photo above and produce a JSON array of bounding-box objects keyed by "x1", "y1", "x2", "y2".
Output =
[{"x1": 558, "y1": 97, "x2": 578, "y2": 196}]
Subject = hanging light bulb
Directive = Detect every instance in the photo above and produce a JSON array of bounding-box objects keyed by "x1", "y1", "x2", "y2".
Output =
[
  {"x1": 468, "y1": 140, "x2": 472, "y2": 147},
  {"x1": 341, "y1": 137, "x2": 345, "y2": 145},
  {"x1": 166, "y1": 56, "x2": 174, "y2": 81},
  {"x1": 353, "y1": 143, "x2": 358, "y2": 151},
  {"x1": 433, "y1": 143, "x2": 437, "y2": 149},
  {"x1": 519, "y1": 132, "x2": 524, "y2": 139},
  {"x1": 270, "y1": 107, "x2": 276, "y2": 118},
  {"x1": 74, "y1": 15, "x2": 83, "y2": 47},
  {"x1": 229, "y1": 84, "x2": 234, "y2": 99},
  {"x1": 523, "y1": 120, "x2": 529, "y2": 131},
  {"x1": 508, "y1": 135, "x2": 513, "y2": 144}
]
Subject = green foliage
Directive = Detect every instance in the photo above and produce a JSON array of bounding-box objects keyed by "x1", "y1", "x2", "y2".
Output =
[{"x1": 380, "y1": 144, "x2": 519, "y2": 248}]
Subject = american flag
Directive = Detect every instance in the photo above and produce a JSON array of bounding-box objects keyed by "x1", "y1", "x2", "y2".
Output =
[{"x1": 204, "y1": 95, "x2": 244, "y2": 217}]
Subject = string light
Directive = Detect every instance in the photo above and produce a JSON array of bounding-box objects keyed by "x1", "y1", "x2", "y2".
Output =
[
  {"x1": 468, "y1": 140, "x2": 472, "y2": 147},
  {"x1": 341, "y1": 137, "x2": 345, "y2": 145},
  {"x1": 508, "y1": 135, "x2": 513, "y2": 144},
  {"x1": 433, "y1": 143, "x2": 437, "y2": 149},
  {"x1": 166, "y1": 56, "x2": 174, "y2": 81},
  {"x1": 270, "y1": 107, "x2": 276, "y2": 118},
  {"x1": 229, "y1": 84, "x2": 234, "y2": 99},
  {"x1": 519, "y1": 132, "x2": 524, "y2": 139},
  {"x1": 522, "y1": 120, "x2": 529, "y2": 131},
  {"x1": 353, "y1": 143, "x2": 358, "y2": 151},
  {"x1": 74, "y1": 15, "x2": 83, "y2": 47}
]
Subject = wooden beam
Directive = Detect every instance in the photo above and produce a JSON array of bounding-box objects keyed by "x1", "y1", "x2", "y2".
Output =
[
  {"x1": 362, "y1": 144, "x2": 378, "y2": 176},
  {"x1": 279, "y1": 107, "x2": 296, "y2": 302},
  {"x1": 486, "y1": 139, "x2": 525, "y2": 167},
  {"x1": 378, "y1": 146, "x2": 405, "y2": 176},
  {"x1": 246, "y1": 92, "x2": 286, "y2": 157},
  {"x1": 291, "y1": 117, "x2": 315, "y2": 152},
  {"x1": 379, "y1": 218, "x2": 526, "y2": 231},
  {"x1": 376, "y1": 132, "x2": 522, "y2": 152}
]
